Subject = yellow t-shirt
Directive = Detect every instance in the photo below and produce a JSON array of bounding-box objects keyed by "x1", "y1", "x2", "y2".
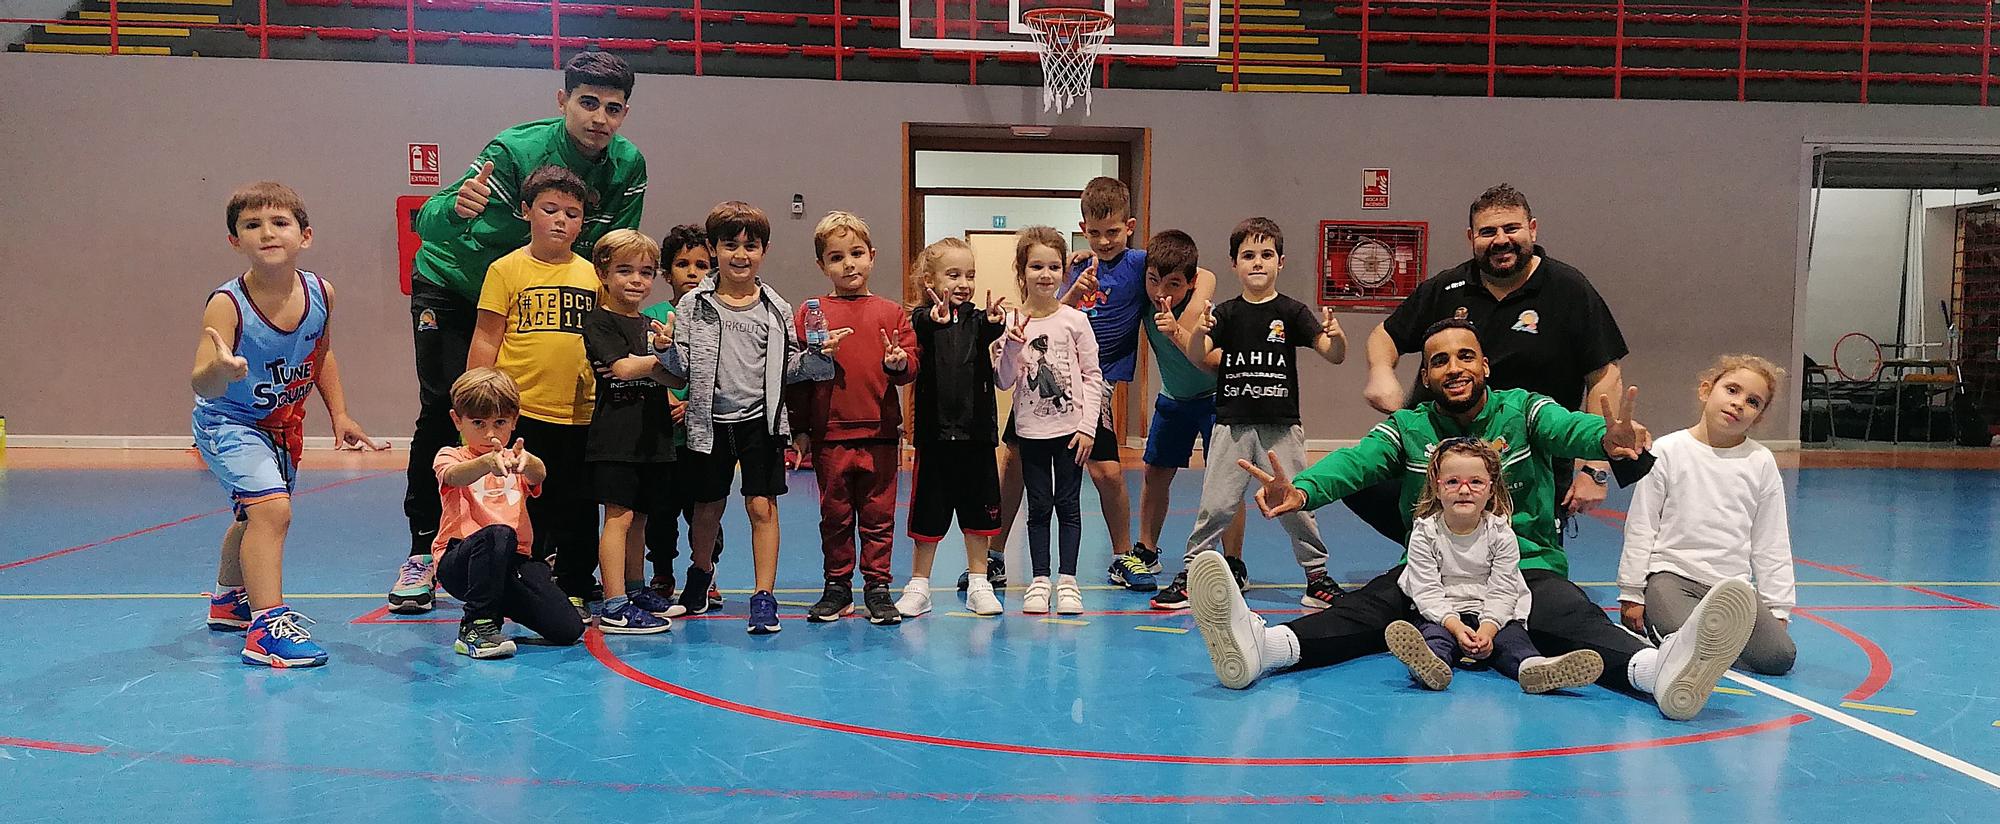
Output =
[{"x1": 477, "y1": 247, "x2": 599, "y2": 425}]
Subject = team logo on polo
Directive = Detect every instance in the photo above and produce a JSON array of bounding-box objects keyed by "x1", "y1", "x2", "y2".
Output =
[
  {"x1": 1266, "y1": 320, "x2": 1287, "y2": 343},
  {"x1": 1511, "y1": 310, "x2": 1539, "y2": 334},
  {"x1": 1453, "y1": 306, "x2": 1470, "y2": 321}
]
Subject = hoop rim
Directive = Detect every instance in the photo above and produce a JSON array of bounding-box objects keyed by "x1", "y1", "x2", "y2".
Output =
[{"x1": 1021, "y1": 6, "x2": 1116, "y2": 33}]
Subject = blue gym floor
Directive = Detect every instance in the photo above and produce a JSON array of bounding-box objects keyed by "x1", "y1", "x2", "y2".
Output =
[{"x1": 2, "y1": 458, "x2": 1996, "y2": 821}]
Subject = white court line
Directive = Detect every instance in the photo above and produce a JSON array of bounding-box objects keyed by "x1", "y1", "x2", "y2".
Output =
[{"x1": 1725, "y1": 671, "x2": 2000, "y2": 790}]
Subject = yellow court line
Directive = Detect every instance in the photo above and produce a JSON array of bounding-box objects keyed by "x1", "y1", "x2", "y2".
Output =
[
  {"x1": 1840, "y1": 701, "x2": 1918, "y2": 716},
  {"x1": 1216, "y1": 65, "x2": 1343, "y2": 76},
  {"x1": 1224, "y1": 83, "x2": 1351, "y2": 92},
  {"x1": 1712, "y1": 686, "x2": 1755, "y2": 697},
  {"x1": 23, "y1": 44, "x2": 172, "y2": 55},
  {"x1": 1040, "y1": 618, "x2": 1090, "y2": 626},
  {"x1": 44, "y1": 24, "x2": 191, "y2": 36},
  {"x1": 79, "y1": 11, "x2": 219, "y2": 23},
  {"x1": 1135, "y1": 625, "x2": 1190, "y2": 634},
  {"x1": 944, "y1": 611, "x2": 995, "y2": 619},
  {"x1": 1992, "y1": 720, "x2": 2000, "y2": 728}
]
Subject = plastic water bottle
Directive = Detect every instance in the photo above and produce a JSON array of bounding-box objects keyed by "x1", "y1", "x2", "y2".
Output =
[{"x1": 803, "y1": 299, "x2": 828, "y2": 347}]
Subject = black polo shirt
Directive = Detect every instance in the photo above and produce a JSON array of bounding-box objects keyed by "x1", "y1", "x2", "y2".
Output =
[{"x1": 1383, "y1": 246, "x2": 1627, "y2": 412}]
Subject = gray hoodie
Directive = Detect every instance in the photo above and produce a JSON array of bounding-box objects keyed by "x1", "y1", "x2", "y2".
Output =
[{"x1": 658, "y1": 277, "x2": 833, "y2": 454}]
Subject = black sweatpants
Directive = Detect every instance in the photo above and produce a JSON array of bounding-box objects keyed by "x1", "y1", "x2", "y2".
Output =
[
  {"x1": 644, "y1": 446, "x2": 724, "y2": 580},
  {"x1": 436, "y1": 524, "x2": 585, "y2": 645},
  {"x1": 511, "y1": 416, "x2": 600, "y2": 600},
  {"x1": 404, "y1": 281, "x2": 476, "y2": 556},
  {"x1": 1283, "y1": 565, "x2": 1647, "y2": 689}
]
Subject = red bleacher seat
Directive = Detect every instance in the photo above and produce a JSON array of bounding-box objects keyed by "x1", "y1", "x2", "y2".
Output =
[
  {"x1": 596, "y1": 37, "x2": 659, "y2": 52},
  {"x1": 614, "y1": 7, "x2": 678, "y2": 22},
  {"x1": 317, "y1": 27, "x2": 382, "y2": 40},
  {"x1": 731, "y1": 43, "x2": 792, "y2": 56}
]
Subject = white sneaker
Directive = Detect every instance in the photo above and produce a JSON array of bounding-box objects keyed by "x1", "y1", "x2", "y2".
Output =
[
  {"x1": 1189, "y1": 550, "x2": 1268, "y2": 689},
  {"x1": 1384, "y1": 620, "x2": 1451, "y2": 690},
  {"x1": 1517, "y1": 650, "x2": 1603, "y2": 694},
  {"x1": 1652, "y1": 577, "x2": 1757, "y2": 720},
  {"x1": 1022, "y1": 577, "x2": 1052, "y2": 614},
  {"x1": 965, "y1": 578, "x2": 1004, "y2": 615},
  {"x1": 1055, "y1": 579, "x2": 1084, "y2": 614},
  {"x1": 895, "y1": 581, "x2": 933, "y2": 618}
]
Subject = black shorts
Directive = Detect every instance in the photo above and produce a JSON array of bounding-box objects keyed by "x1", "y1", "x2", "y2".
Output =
[
  {"x1": 588, "y1": 459, "x2": 677, "y2": 516},
  {"x1": 908, "y1": 440, "x2": 1003, "y2": 541},
  {"x1": 686, "y1": 418, "x2": 789, "y2": 502},
  {"x1": 1001, "y1": 415, "x2": 1120, "y2": 463}
]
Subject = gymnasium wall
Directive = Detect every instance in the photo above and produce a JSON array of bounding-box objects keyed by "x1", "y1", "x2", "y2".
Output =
[{"x1": 4, "y1": 52, "x2": 1998, "y2": 445}]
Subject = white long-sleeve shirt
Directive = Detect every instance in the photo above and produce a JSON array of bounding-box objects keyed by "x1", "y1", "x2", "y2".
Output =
[
  {"x1": 1398, "y1": 512, "x2": 1532, "y2": 626},
  {"x1": 1618, "y1": 429, "x2": 1797, "y2": 619}
]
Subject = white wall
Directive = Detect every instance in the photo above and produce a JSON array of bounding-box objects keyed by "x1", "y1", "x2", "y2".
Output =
[
  {"x1": 1803, "y1": 189, "x2": 1912, "y2": 363},
  {"x1": 914, "y1": 151, "x2": 1118, "y2": 189},
  {"x1": 923, "y1": 195, "x2": 1083, "y2": 245}
]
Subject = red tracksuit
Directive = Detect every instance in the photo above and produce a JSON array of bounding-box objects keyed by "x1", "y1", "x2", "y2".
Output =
[{"x1": 787, "y1": 294, "x2": 917, "y2": 586}]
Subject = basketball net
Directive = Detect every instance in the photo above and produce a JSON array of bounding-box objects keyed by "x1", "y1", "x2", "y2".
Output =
[{"x1": 1024, "y1": 8, "x2": 1113, "y2": 115}]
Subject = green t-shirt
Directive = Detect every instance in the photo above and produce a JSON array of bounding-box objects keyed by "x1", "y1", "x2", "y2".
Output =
[
  {"x1": 1290, "y1": 388, "x2": 1608, "y2": 576},
  {"x1": 413, "y1": 118, "x2": 648, "y2": 305},
  {"x1": 1144, "y1": 311, "x2": 1217, "y2": 401},
  {"x1": 641, "y1": 300, "x2": 689, "y2": 449}
]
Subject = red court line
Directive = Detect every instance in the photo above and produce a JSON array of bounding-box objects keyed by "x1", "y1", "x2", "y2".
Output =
[
  {"x1": 0, "y1": 471, "x2": 396, "y2": 573},
  {"x1": 587, "y1": 631, "x2": 1810, "y2": 767},
  {"x1": 1791, "y1": 608, "x2": 1894, "y2": 702},
  {"x1": 1794, "y1": 559, "x2": 1996, "y2": 609}
]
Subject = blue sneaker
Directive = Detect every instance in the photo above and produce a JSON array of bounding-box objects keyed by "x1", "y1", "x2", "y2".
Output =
[
  {"x1": 241, "y1": 606, "x2": 328, "y2": 668},
  {"x1": 747, "y1": 590, "x2": 783, "y2": 635},
  {"x1": 207, "y1": 587, "x2": 250, "y2": 631},
  {"x1": 1108, "y1": 551, "x2": 1159, "y2": 592},
  {"x1": 629, "y1": 587, "x2": 676, "y2": 617},
  {"x1": 598, "y1": 600, "x2": 673, "y2": 635}
]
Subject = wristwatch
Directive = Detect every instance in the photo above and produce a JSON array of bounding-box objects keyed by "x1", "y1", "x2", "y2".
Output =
[{"x1": 1579, "y1": 465, "x2": 1610, "y2": 484}]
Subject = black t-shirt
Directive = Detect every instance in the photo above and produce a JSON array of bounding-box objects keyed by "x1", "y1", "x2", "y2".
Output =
[
  {"x1": 1382, "y1": 246, "x2": 1627, "y2": 411},
  {"x1": 911, "y1": 303, "x2": 1005, "y2": 444},
  {"x1": 581, "y1": 308, "x2": 675, "y2": 463},
  {"x1": 1210, "y1": 294, "x2": 1322, "y2": 425}
]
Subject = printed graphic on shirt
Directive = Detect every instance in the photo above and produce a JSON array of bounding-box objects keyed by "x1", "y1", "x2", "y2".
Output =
[
  {"x1": 1266, "y1": 320, "x2": 1288, "y2": 344},
  {"x1": 251, "y1": 357, "x2": 318, "y2": 412},
  {"x1": 513, "y1": 286, "x2": 596, "y2": 333},
  {"x1": 1512, "y1": 309, "x2": 1539, "y2": 334},
  {"x1": 474, "y1": 470, "x2": 526, "y2": 506},
  {"x1": 1018, "y1": 334, "x2": 1076, "y2": 417},
  {"x1": 1078, "y1": 284, "x2": 1109, "y2": 315},
  {"x1": 1219, "y1": 348, "x2": 1293, "y2": 402}
]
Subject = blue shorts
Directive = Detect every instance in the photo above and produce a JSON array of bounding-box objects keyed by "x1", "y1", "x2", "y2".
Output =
[
  {"x1": 193, "y1": 414, "x2": 299, "y2": 518},
  {"x1": 1142, "y1": 393, "x2": 1216, "y2": 469}
]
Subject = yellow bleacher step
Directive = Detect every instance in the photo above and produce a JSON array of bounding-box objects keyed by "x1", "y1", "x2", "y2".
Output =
[
  {"x1": 1232, "y1": 8, "x2": 1301, "y2": 16},
  {"x1": 1224, "y1": 83, "x2": 1351, "y2": 93},
  {"x1": 1203, "y1": 34, "x2": 1318, "y2": 45},
  {"x1": 118, "y1": 0, "x2": 232, "y2": 5},
  {"x1": 1216, "y1": 64, "x2": 1342, "y2": 76},
  {"x1": 80, "y1": 11, "x2": 220, "y2": 23},
  {"x1": 44, "y1": 23, "x2": 191, "y2": 37},
  {"x1": 24, "y1": 43, "x2": 173, "y2": 54},
  {"x1": 1237, "y1": 52, "x2": 1327, "y2": 62}
]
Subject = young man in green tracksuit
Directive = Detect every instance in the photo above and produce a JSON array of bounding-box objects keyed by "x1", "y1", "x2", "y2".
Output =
[
  {"x1": 1190, "y1": 318, "x2": 1760, "y2": 722},
  {"x1": 390, "y1": 52, "x2": 650, "y2": 614}
]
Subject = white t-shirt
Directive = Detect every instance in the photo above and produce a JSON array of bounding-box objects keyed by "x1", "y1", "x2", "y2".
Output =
[
  {"x1": 1617, "y1": 429, "x2": 1796, "y2": 619},
  {"x1": 1398, "y1": 512, "x2": 1531, "y2": 626}
]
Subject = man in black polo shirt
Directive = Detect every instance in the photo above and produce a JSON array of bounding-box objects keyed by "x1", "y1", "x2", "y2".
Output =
[{"x1": 1349, "y1": 184, "x2": 1629, "y2": 542}]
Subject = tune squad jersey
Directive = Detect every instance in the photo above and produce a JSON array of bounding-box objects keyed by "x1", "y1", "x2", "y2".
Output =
[{"x1": 192, "y1": 271, "x2": 329, "y2": 506}]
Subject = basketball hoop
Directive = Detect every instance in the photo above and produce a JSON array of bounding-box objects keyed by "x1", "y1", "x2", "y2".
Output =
[{"x1": 1022, "y1": 7, "x2": 1113, "y2": 115}]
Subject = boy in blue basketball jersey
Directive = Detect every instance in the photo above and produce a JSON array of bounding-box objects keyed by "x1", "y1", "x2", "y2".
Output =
[{"x1": 192, "y1": 182, "x2": 386, "y2": 668}]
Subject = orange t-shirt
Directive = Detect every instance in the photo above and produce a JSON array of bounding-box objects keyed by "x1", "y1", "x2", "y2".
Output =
[{"x1": 432, "y1": 446, "x2": 539, "y2": 557}]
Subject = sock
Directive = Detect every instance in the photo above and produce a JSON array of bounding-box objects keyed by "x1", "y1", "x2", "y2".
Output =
[
  {"x1": 1628, "y1": 647, "x2": 1661, "y2": 694},
  {"x1": 1261, "y1": 625, "x2": 1301, "y2": 670},
  {"x1": 252, "y1": 605, "x2": 283, "y2": 621},
  {"x1": 217, "y1": 582, "x2": 243, "y2": 595},
  {"x1": 604, "y1": 594, "x2": 631, "y2": 613},
  {"x1": 967, "y1": 573, "x2": 989, "y2": 588},
  {"x1": 625, "y1": 579, "x2": 645, "y2": 594},
  {"x1": 909, "y1": 576, "x2": 930, "y2": 591}
]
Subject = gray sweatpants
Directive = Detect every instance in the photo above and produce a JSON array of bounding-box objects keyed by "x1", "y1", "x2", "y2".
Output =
[
  {"x1": 1182, "y1": 422, "x2": 1328, "y2": 575},
  {"x1": 1644, "y1": 570, "x2": 1796, "y2": 676}
]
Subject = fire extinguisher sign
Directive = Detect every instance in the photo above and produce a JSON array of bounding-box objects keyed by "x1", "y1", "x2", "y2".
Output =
[
  {"x1": 1362, "y1": 168, "x2": 1390, "y2": 210},
  {"x1": 408, "y1": 143, "x2": 441, "y2": 187}
]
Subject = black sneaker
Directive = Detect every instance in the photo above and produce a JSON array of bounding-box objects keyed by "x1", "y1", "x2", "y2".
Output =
[
  {"x1": 648, "y1": 574, "x2": 675, "y2": 602},
  {"x1": 1226, "y1": 556, "x2": 1249, "y2": 589},
  {"x1": 958, "y1": 548, "x2": 1007, "y2": 591},
  {"x1": 808, "y1": 580, "x2": 854, "y2": 623},
  {"x1": 669, "y1": 566, "x2": 715, "y2": 618},
  {"x1": 455, "y1": 618, "x2": 516, "y2": 659},
  {"x1": 1303, "y1": 570, "x2": 1343, "y2": 609},
  {"x1": 1150, "y1": 570, "x2": 1191, "y2": 610},
  {"x1": 863, "y1": 582, "x2": 901, "y2": 625}
]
